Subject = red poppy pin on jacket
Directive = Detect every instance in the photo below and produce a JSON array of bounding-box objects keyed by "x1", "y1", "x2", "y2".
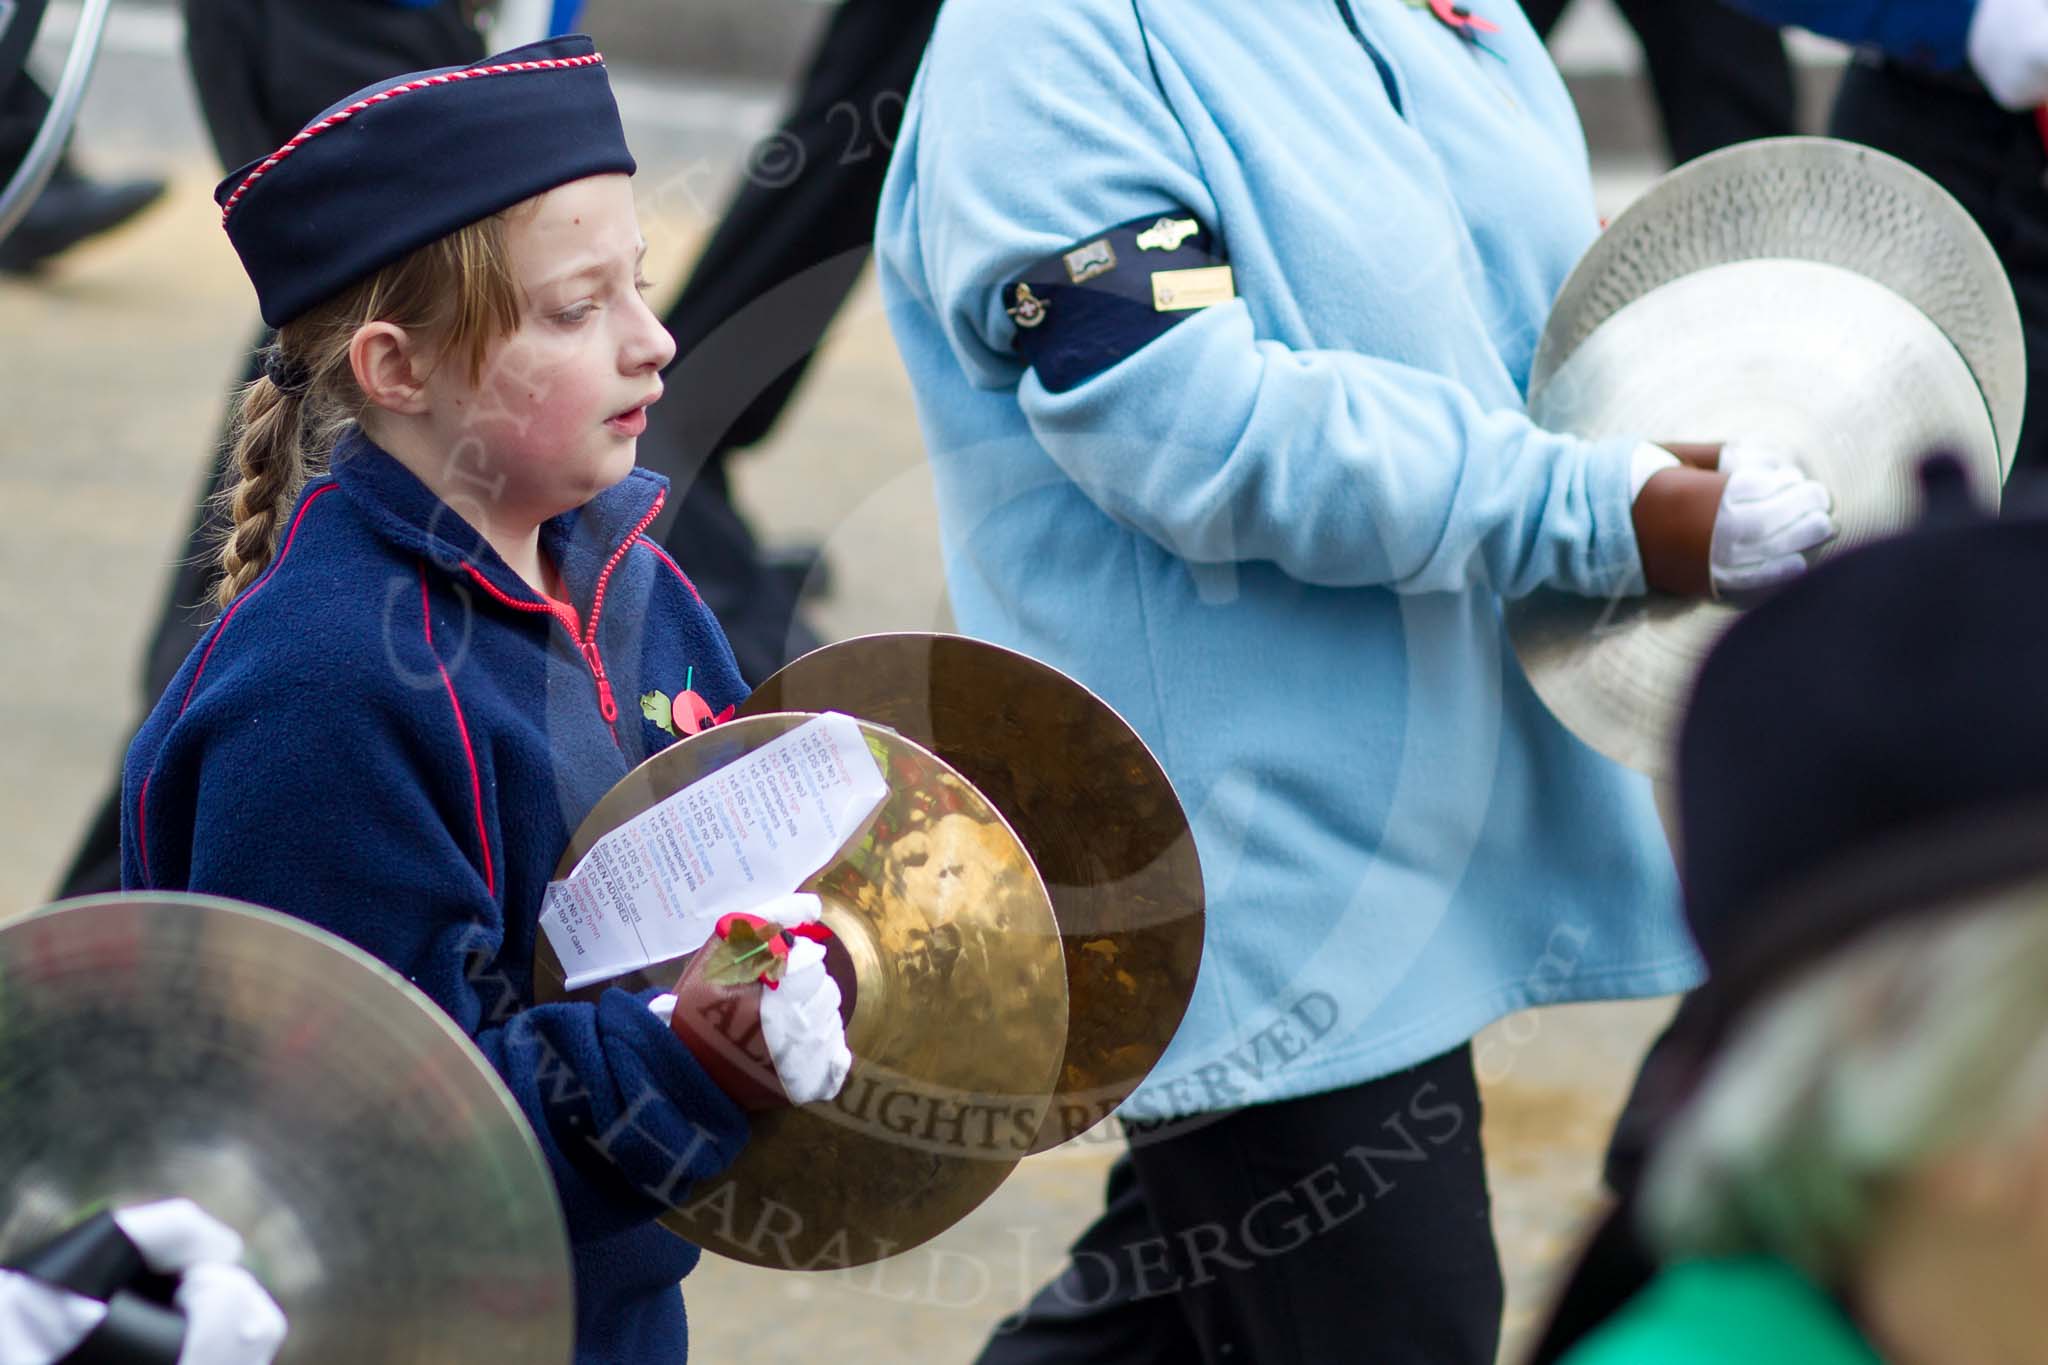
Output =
[
  {"x1": 1404, "y1": 0, "x2": 1509, "y2": 61},
  {"x1": 642, "y1": 667, "x2": 735, "y2": 739}
]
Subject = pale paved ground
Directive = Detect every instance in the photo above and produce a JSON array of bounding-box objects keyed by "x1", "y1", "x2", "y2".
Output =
[{"x1": 1, "y1": 17, "x2": 1680, "y2": 1362}]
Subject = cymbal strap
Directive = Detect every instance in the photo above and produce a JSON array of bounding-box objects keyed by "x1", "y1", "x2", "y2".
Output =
[{"x1": 8, "y1": 1214, "x2": 184, "y2": 1365}]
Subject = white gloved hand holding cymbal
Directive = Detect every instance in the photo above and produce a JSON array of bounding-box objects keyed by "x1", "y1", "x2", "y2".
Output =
[
  {"x1": 1629, "y1": 440, "x2": 1838, "y2": 598},
  {"x1": 648, "y1": 892, "x2": 854, "y2": 1109},
  {"x1": 0, "y1": 1199, "x2": 286, "y2": 1365}
]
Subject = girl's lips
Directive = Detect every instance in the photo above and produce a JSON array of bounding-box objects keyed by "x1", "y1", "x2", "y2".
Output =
[{"x1": 606, "y1": 405, "x2": 648, "y2": 437}]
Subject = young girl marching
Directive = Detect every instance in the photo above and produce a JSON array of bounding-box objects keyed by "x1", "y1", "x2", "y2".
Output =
[{"x1": 121, "y1": 35, "x2": 801, "y2": 1363}]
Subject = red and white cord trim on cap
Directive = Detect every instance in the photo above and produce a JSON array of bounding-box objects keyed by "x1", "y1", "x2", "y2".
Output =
[{"x1": 219, "y1": 53, "x2": 607, "y2": 222}]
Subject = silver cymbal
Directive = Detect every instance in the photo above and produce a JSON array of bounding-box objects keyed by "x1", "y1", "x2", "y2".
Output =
[
  {"x1": 0, "y1": 895, "x2": 574, "y2": 1364},
  {"x1": 1532, "y1": 137, "x2": 2025, "y2": 475},
  {"x1": 1509, "y1": 259, "x2": 2001, "y2": 779}
]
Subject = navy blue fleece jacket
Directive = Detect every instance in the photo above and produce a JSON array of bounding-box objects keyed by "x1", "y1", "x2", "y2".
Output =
[{"x1": 122, "y1": 429, "x2": 752, "y2": 1363}]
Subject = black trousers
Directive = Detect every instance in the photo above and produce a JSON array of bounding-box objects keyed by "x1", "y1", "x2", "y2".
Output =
[
  {"x1": 180, "y1": 0, "x2": 483, "y2": 173},
  {"x1": 1829, "y1": 57, "x2": 2048, "y2": 482},
  {"x1": 0, "y1": 72, "x2": 48, "y2": 179},
  {"x1": 650, "y1": 0, "x2": 943, "y2": 480},
  {"x1": 1522, "y1": 0, "x2": 1796, "y2": 165},
  {"x1": 634, "y1": 0, "x2": 942, "y2": 683},
  {"x1": 633, "y1": 0, "x2": 938, "y2": 683},
  {"x1": 0, "y1": 0, "x2": 50, "y2": 174},
  {"x1": 978, "y1": 1047, "x2": 1503, "y2": 1365}
]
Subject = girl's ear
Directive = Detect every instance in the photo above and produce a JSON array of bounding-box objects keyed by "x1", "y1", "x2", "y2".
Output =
[{"x1": 350, "y1": 321, "x2": 433, "y2": 415}]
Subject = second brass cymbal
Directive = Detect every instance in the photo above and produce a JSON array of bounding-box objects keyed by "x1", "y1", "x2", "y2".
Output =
[
  {"x1": 742, "y1": 633, "x2": 1206, "y2": 1152},
  {"x1": 537, "y1": 713, "x2": 1069, "y2": 1269}
]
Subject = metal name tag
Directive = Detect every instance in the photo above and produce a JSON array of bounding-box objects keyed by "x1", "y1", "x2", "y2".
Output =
[{"x1": 1152, "y1": 266, "x2": 1236, "y2": 313}]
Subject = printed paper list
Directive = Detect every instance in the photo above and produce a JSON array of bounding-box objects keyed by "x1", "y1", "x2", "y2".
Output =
[{"x1": 540, "y1": 713, "x2": 886, "y2": 990}]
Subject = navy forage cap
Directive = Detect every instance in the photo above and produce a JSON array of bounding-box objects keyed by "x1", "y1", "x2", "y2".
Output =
[
  {"x1": 1676, "y1": 455, "x2": 2048, "y2": 977},
  {"x1": 215, "y1": 35, "x2": 636, "y2": 328}
]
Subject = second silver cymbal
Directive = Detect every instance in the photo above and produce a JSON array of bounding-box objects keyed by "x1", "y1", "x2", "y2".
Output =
[
  {"x1": 0, "y1": 895, "x2": 574, "y2": 1364},
  {"x1": 1510, "y1": 258, "x2": 2001, "y2": 779},
  {"x1": 1532, "y1": 137, "x2": 2025, "y2": 475}
]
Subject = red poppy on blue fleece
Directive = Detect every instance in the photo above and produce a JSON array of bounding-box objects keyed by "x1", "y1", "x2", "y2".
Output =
[{"x1": 1426, "y1": 0, "x2": 1501, "y2": 38}]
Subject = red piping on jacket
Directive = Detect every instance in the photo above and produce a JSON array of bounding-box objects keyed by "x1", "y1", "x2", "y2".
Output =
[
  {"x1": 137, "y1": 774, "x2": 152, "y2": 884},
  {"x1": 181, "y1": 484, "x2": 342, "y2": 716},
  {"x1": 420, "y1": 565, "x2": 496, "y2": 897},
  {"x1": 459, "y1": 489, "x2": 668, "y2": 739},
  {"x1": 641, "y1": 539, "x2": 705, "y2": 605},
  {"x1": 141, "y1": 483, "x2": 340, "y2": 884}
]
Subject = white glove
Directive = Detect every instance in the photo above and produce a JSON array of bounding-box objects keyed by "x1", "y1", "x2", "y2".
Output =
[
  {"x1": 0, "y1": 1201, "x2": 285, "y2": 1365},
  {"x1": 647, "y1": 892, "x2": 851, "y2": 1105},
  {"x1": 1969, "y1": 0, "x2": 2048, "y2": 110},
  {"x1": 742, "y1": 894, "x2": 851, "y2": 1104},
  {"x1": 114, "y1": 1199, "x2": 245, "y2": 1274},
  {"x1": 759, "y1": 934, "x2": 854, "y2": 1106},
  {"x1": 0, "y1": 1271, "x2": 104, "y2": 1365},
  {"x1": 645, "y1": 892, "x2": 827, "y2": 1027},
  {"x1": 121, "y1": 1200, "x2": 285, "y2": 1365},
  {"x1": 1714, "y1": 438, "x2": 1801, "y2": 480},
  {"x1": 1710, "y1": 461, "x2": 1838, "y2": 597},
  {"x1": 1628, "y1": 437, "x2": 1804, "y2": 487},
  {"x1": 171, "y1": 1263, "x2": 288, "y2": 1365}
]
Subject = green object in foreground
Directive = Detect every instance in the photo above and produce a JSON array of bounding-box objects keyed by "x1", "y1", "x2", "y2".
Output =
[{"x1": 1561, "y1": 1258, "x2": 1881, "y2": 1365}]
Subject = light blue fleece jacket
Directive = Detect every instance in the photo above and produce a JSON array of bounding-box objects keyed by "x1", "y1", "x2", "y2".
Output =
[{"x1": 877, "y1": 0, "x2": 1699, "y2": 1120}]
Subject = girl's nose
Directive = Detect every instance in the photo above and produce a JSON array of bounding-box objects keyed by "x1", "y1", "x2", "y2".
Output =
[{"x1": 625, "y1": 291, "x2": 677, "y2": 374}]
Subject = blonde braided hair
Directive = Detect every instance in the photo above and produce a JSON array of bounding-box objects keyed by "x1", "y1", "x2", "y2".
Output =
[{"x1": 214, "y1": 210, "x2": 525, "y2": 606}]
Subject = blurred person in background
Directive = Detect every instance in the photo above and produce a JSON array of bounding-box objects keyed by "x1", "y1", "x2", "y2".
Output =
[
  {"x1": 1534, "y1": 463, "x2": 2048, "y2": 1362},
  {"x1": 639, "y1": 0, "x2": 944, "y2": 684},
  {"x1": 1558, "y1": 881, "x2": 2048, "y2": 1365},
  {"x1": 0, "y1": 0, "x2": 165, "y2": 275},
  {"x1": 1523, "y1": 0, "x2": 1797, "y2": 165}
]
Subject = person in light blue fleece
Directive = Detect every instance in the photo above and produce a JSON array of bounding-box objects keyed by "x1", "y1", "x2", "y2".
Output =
[{"x1": 876, "y1": 2, "x2": 1835, "y2": 1361}]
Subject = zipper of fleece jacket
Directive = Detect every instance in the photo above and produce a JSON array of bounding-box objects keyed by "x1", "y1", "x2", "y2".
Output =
[
  {"x1": 459, "y1": 490, "x2": 669, "y2": 745},
  {"x1": 1333, "y1": 0, "x2": 1407, "y2": 115}
]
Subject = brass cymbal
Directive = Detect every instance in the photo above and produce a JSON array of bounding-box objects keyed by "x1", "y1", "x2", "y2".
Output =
[
  {"x1": 1531, "y1": 137, "x2": 2025, "y2": 475},
  {"x1": 537, "y1": 713, "x2": 1069, "y2": 1269},
  {"x1": 1509, "y1": 259, "x2": 2001, "y2": 778},
  {"x1": 741, "y1": 633, "x2": 1206, "y2": 1152},
  {"x1": 0, "y1": 894, "x2": 573, "y2": 1364}
]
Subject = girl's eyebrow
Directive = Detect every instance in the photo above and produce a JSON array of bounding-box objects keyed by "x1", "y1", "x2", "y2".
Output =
[{"x1": 538, "y1": 241, "x2": 650, "y2": 290}]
